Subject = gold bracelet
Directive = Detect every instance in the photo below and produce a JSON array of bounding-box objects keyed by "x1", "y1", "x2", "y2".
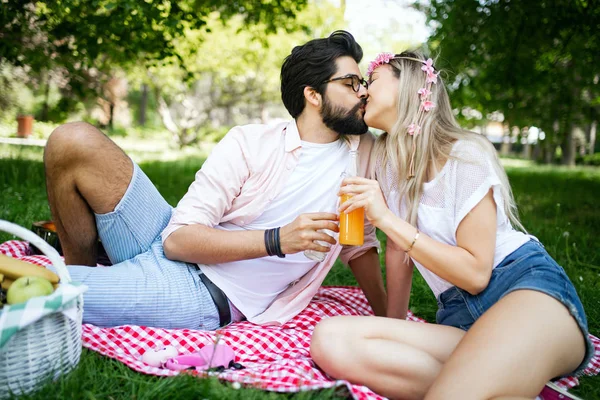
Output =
[{"x1": 405, "y1": 229, "x2": 420, "y2": 252}]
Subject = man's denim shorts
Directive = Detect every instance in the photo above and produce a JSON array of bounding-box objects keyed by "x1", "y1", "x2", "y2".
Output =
[{"x1": 436, "y1": 239, "x2": 594, "y2": 376}]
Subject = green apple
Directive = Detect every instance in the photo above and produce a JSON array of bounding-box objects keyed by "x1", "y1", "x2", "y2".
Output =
[{"x1": 6, "y1": 276, "x2": 54, "y2": 305}]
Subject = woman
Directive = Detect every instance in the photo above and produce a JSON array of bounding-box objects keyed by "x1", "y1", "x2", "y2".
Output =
[{"x1": 309, "y1": 51, "x2": 593, "y2": 400}]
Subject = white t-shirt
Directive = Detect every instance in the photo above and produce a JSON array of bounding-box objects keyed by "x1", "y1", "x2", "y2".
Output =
[
  {"x1": 382, "y1": 140, "x2": 532, "y2": 298},
  {"x1": 200, "y1": 139, "x2": 348, "y2": 318}
]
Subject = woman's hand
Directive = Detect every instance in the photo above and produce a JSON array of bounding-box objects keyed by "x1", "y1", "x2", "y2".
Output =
[{"x1": 339, "y1": 177, "x2": 391, "y2": 227}]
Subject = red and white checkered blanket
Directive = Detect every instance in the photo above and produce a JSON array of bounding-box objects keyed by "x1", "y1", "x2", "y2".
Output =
[{"x1": 2, "y1": 240, "x2": 599, "y2": 399}]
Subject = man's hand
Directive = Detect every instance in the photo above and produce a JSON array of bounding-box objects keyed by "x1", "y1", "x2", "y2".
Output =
[{"x1": 279, "y1": 213, "x2": 339, "y2": 255}]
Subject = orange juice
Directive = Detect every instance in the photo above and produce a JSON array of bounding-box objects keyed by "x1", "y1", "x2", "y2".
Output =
[{"x1": 339, "y1": 194, "x2": 364, "y2": 246}]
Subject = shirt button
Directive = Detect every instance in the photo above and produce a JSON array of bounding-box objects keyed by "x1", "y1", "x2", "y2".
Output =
[{"x1": 240, "y1": 220, "x2": 245, "y2": 224}]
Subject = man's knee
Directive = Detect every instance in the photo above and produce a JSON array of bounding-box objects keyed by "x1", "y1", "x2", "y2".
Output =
[{"x1": 45, "y1": 122, "x2": 106, "y2": 169}]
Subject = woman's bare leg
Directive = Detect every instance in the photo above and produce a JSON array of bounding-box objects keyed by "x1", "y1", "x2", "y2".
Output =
[
  {"x1": 311, "y1": 316, "x2": 465, "y2": 399},
  {"x1": 425, "y1": 290, "x2": 586, "y2": 400}
]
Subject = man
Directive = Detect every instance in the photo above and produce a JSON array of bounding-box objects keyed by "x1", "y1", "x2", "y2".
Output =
[{"x1": 44, "y1": 30, "x2": 386, "y2": 330}]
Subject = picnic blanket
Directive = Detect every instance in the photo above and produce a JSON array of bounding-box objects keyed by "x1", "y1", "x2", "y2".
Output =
[{"x1": 1, "y1": 239, "x2": 599, "y2": 399}]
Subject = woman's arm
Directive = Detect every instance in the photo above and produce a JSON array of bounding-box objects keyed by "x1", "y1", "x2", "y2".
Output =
[
  {"x1": 385, "y1": 239, "x2": 413, "y2": 319},
  {"x1": 339, "y1": 177, "x2": 497, "y2": 295}
]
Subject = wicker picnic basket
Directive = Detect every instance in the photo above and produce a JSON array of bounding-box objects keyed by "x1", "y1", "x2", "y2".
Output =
[{"x1": 0, "y1": 220, "x2": 84, "y2": 398}]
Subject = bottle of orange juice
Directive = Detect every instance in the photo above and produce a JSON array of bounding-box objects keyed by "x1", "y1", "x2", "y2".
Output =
[{"x1": 339, "y1": 150, "x2": 364, "y2": 246}]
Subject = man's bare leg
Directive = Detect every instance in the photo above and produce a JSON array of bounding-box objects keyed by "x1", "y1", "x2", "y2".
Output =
[{"x1": 44, "y1": 122, "x2": 133, "y2": 266}]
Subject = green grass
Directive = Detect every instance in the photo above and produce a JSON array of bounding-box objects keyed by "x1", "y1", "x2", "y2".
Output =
[{"x1": 0, "y1": 144, "x2": 599, "y2": 399}]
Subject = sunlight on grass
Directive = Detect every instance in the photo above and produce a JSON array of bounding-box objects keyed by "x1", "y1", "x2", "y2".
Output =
[
  {"x1": 0, "y1": 140, "x2": 212, "y2": 164},
  {"x1": 1, "y1": 147, "x2": 599, "y2": 399}
]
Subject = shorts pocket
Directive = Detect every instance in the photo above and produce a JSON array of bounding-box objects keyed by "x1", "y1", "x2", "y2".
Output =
[{"x1": 436, "y1": 287, "x2": 476, "y2": 330}]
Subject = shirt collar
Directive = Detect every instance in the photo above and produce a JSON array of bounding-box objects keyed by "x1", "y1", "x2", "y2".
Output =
[
  {"x1": 284, "y1": 120, "x2": 302, "y2": 153},
  {"x1": 285, "y1": 119, "x2": 362, "y2": 152}
]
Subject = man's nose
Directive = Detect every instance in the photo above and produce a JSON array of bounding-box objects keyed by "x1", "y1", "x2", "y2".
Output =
[{"x1": 357, "y1": 84, "x2": 368, "y2": 98}]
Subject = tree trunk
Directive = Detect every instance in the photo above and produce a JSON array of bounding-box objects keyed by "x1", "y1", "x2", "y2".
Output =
[
  {"x1": 41, "y1": 71, "x2": 51, "y2": 121},
  {"x1": 108, "y1": 103, "x2": 115, "y2": 130},
  {"x1": 139, "y1": 84, "x2": 148, "y2": 127},
  {"x1": 156, "y1": 95, "x2": 180, "y2": 144},
  {"x1": 260, "y1": 103, "x2": 269, "y2": 124},
  {"x1": 225, "y1": 106, "x2": 233, "y2": 126},
  {"x1": 500, "y1": 124, "x2": 511, "y2": 156},
  {"x1": 531, "y1": 141, "x2": 541, "y2": 161},
  {"x1": 590, "y1": 121, "x2": 597, "y2": 155},
  {"x1": 560, "y1": 124, "x2": 576, "y2": 166},
  {"x1": 543, "y1": 140, "x2": 554, "y2": 164},
  {"x1": 522, "y1": 142, "x2": 531, "y2": 159}
]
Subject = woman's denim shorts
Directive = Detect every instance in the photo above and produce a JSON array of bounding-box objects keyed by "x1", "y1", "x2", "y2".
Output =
[{"x1": 436, "y1": 239, "x2": 594, "y2": 376}]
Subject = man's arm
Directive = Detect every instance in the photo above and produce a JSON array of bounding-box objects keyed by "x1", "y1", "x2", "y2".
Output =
[
  {"x1": 164, "y1": 213, "x2": 339, "y2": 265},
  {"x1": 164, "y1": 225, "x2": 267, "y2": 264},
  {"x1": 348, "y1": 247, "x2": 387, "y2": 316}
]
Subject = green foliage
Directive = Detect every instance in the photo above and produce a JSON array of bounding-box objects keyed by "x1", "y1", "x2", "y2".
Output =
[
  {"x1": 1, "y1": 0, "x2": 309, "y2": 68},
  {"x1": 0, "y1": 0, "x2": 309, "y2": 107},
  {"x1": 579, "y1": 153, "x2": 600, "y2": 166},
  {"x1": 143, "y1": 2, "x2": 346, "y2": 147},
  {"x1": 418, "y1": 0, "x2": 600, "y2": 160},
  {"x1": 0, "y1": 148, "x2": 599, "y2": 397}
]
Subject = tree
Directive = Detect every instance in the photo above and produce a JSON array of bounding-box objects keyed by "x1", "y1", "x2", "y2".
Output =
[
  {"x1": 0, "y1": 0, "x2": 308, "y2": 114},
  {"x1": 139, "y1": 0, "x2": 345, "y2": 147},
  {"x1": 418, "y1": 0, "x2": 600, "y2": 165}
]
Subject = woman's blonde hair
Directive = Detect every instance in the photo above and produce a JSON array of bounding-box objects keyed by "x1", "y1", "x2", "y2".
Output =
[{"x1": 371, "y1": 51, "x2": 525, "y2": 232}]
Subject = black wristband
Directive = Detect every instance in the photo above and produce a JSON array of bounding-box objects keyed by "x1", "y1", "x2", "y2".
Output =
[
  {"x1": 264, "y1": 227, "x2": 285, "y2": 258},
  {"x1": 274, "y1": 227, "x2": 285, "y2": 258},
  {"x1": 269, "y1": 228, "x2": 277, "y2": 256},
  {"x1": 264, "y1": 229, "x2": 275, "y2": 256}
]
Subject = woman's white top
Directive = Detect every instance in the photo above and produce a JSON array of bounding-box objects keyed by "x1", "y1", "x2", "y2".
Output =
[{"x1": 381, "y1": 140, "x2": 533, "y2": 298}]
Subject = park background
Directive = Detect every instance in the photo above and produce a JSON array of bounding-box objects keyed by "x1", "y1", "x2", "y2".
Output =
[{"x1": 1, "y1": 0, "x2": 599, "y2": 398}]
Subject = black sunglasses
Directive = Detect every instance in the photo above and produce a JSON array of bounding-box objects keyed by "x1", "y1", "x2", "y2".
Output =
[{"x1": 322, "y1": 74, "x2": 368, "y2": 92}]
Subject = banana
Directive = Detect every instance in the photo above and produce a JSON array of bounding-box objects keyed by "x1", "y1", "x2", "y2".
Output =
[
  {"x1": 1, "y1": 279, "x2": 59, "y2": 292},
  {"x1": 0, "y1": 254, "x2": 59, "y2": 283},
  {"x1": 1, "y1": 278, "x2": 12, "y2": 291}
]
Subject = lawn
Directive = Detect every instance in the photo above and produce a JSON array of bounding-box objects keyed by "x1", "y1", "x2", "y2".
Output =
[{"x1": 0, "y1": 143, "x2": 599, "y2": 399}]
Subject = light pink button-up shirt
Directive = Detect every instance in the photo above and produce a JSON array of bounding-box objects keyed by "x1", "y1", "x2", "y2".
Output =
[{"x1": 162, "y1": 120, "x2": 380, "y2": 325}]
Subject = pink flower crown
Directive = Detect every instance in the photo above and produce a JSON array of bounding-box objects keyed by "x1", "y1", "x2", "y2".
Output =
[{"x1": 367, "y1": 53, "x2": 440, "y2": 178}]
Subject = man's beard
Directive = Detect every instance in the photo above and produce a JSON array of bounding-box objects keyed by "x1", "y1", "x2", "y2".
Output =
[{"x1": 320, "y1": 96, "x2": 368, "y2": 135}]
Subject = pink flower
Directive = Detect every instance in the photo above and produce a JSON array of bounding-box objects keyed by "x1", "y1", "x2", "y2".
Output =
[
  {"x1": 417, "y1": 87, "x2": 431, "y2": 99},
  {"x1": 426, "y1": 71, "x2": 439, "y2": 84},
  {"x1": 421, "y1": 100, "x2": 436, "y2": 112},
  {"x1": 408, "y1": 123, "x2": 421, "y2": 135},
  {"x1": 421, "y1": 58, "x2": 435, "y2": 75},
  {"x1": 367, "y1": 52, "x2": 396, "y2": 77}
]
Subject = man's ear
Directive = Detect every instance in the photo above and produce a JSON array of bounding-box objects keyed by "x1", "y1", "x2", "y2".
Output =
[{"x1": 303, "y1": 86, "x2": 322, "y2": 108}]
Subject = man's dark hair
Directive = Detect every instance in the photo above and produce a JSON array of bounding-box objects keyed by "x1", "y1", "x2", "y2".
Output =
[{"x1": 280, "y1": 30, "x2": 363, "y2": 118}]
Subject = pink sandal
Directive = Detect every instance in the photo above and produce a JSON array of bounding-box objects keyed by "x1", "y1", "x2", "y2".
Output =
[
  {"x1": 163, "y1": 344, "x2": 238, "y2": 372},
  {"x1": 537, "y1": 382, "x2": 583, "y2": 400}
]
